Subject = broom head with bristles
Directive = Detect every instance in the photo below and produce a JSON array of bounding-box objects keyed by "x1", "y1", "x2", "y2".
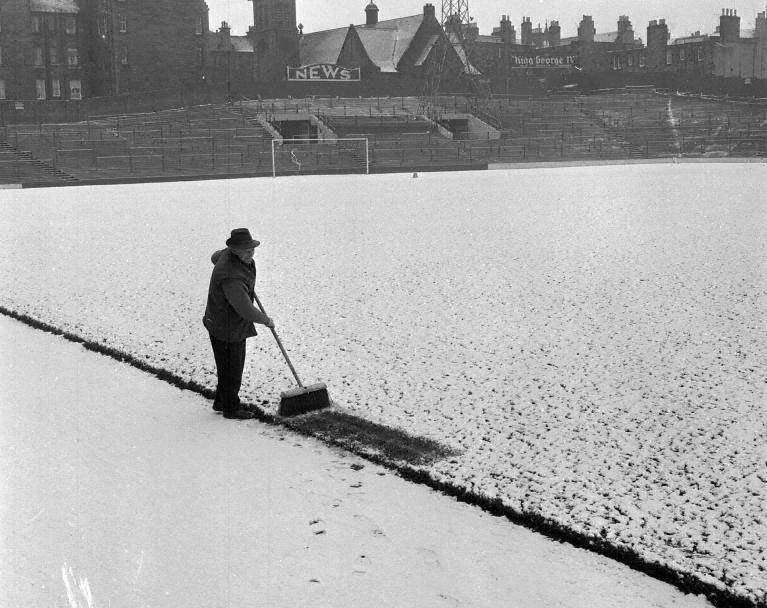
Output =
[{"x1": 278, "y1": 382, "x2": 330, "y2": 417}]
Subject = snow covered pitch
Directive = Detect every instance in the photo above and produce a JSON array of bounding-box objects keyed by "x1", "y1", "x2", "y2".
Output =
[{"x1": 0, "y1": 163, "x2": 765, "y2": 604}]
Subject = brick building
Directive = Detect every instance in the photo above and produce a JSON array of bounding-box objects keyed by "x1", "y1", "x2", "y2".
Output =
[
  {"x1": 465, "y1": 14, "x2": 641, "y2": 93},
  {"x1": 0, "y1": 0, "x2": 84, "y2": 101},
  {"x1": 207, "y1": 21, "x2": 254, "y2": 98},
  {"x1": 249, "y1": 0, "x2": 299, "y2": 83},
  {"x1": 293, "y1": 3, "x2": 476, "y2": 94},
  {"x1": 464, "y1": 8, "x2": 767, "y2": 95},
  {"x1": 607, "y1": 9, "x2": 767, "y2": 89},
  {"x1": 0, "y1": 0, "x2": 209, "y2": 100}
]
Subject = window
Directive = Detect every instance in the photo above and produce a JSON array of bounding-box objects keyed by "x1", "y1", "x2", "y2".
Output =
[
  {"x1": 666, "y1": 51, "x2": 673, "y2": 65},
  {"x1": 32, "y1": 15, "x2": 41, "y2": 33},
  {"x1": 36, "y1": 79, "x2": 46, "y2": 100},
  {"x1": 120, "y1": 46, "x2": 128, "y2": 64},
  {"x1": 69, "y1": 79, "x2": 81, "y2": 100},
  {"x1": 67, "y1": 48, "x2": 79, "y2": 66},
  {"x1": 65, "y1": 16, "x2": 76, "y2": 35},
  {"x1": 195, "y1": 16, "x2": 203, "y2": 35},
  {"x1": 118, "y1": 14, "x2": 127, "y2": 32},
  {"x1": 50, "y1": 46, "x2": 58, "y2": 64},
  {"x1": 698, "y1": 47, "x2": 703, "y2": 62},
  {"x1": 0, "y1": 80, "x2": 6, "y2": 100},
  {"x1": 679, "y1": 47, "x2": 685, "y2": 61},
  {"x1": 52, "y1": 79, "x2": 61, "y2": 97},
  {"x1": 98, "y1": 15, "x2": 107, "y2": 36},
  {"x1": 0, "y1": 47, "x2": 3, "y2": 66},
  {"x1": 639, "y1": 54, "x2": 646, "y2": 67},
  {"x1": 34, "y1": 47, "x2": 44, "y2": 66},
  {"x1": 628, "y1": 54, "x2": 634, "y2": 67}
]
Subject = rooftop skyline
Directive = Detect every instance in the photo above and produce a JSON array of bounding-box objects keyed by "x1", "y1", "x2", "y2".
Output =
[{"x1": 207, "y1": 0, "x2": 767, "y2": 38}]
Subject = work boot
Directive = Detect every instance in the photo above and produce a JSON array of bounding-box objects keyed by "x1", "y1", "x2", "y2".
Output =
[{"x1": 223, "y1": 408, "x2": 256, "y2": 420}]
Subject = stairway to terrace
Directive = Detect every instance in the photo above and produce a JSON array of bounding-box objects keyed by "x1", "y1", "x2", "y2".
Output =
[{"x1": 0, "y1": 138, "x2": 78, "y2": 186}]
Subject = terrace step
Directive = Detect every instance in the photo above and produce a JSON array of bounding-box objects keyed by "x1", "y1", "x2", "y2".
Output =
[{"x1": 0, "y1": 140, "x2": 79, "y2": 185}]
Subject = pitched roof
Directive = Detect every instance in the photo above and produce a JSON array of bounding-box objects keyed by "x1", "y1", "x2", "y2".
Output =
[
  {"x1": 299, "y1": 26, "x2": 348, "y2": 65},
  {"x1": 447, "y1": 32, "x2": 481, "y2": 75},
  {"x1": 413, "y1": 34, "x2": 440, "y2": 66},
  {"x1": 357, "y1": 14, "x2": 424, "y2": 71},
  {"x1": 299, "y1": 13, "x2": 424, "y2": 72},
  {"x1": 29, "y1": 0, "x2": 78, "y2": 13},
  {"x1": 594, "y1": 31, "x2": 620, "y2": 43},
  {"x1": 208, "y1": 32, "x2": 254, "y2": 53}
]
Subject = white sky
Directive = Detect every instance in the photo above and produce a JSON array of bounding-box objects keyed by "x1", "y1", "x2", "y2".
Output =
[{"x1": 207, "y1": 0, "x2": 767, "y2": 39}]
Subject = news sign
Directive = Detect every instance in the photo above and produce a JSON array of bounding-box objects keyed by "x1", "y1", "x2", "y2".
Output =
[{"x1": 287, "y1": 64, "x2": 361, "y2": 82}]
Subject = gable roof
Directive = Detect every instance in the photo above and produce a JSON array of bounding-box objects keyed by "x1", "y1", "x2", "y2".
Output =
[
  {"x1": 413, "y1": 34, "x2": 440, "y2": 66},
  {"x1": 30, "y1": 0, "x2": 78, "y2": 13},
  {"x1": 358, "y1": 14, "x2": 424, "y2": 71},
  {"x1": 299, "y1": 26, "x2": 349, "y2": 65},
  {"x1": 300, "y1": 13, "x2": 424, "y2": 72},
  {"x1": 446, "y1": 32, "x2": 481, "y2": 75}
]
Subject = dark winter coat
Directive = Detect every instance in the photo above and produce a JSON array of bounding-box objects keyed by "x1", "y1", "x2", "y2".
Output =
[{"x1": 203, "y1": 248, "x2": 270, "y2": 342}]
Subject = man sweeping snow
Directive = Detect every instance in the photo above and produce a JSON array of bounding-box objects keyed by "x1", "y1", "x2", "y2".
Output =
[{"x1": 203, "y1": 228, "x2": 274, "y2": 419}]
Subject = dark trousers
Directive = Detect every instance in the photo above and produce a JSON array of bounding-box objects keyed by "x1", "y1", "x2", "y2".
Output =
[{"x1": 209, "y1": 334, "x2": 247, "y2": 412}]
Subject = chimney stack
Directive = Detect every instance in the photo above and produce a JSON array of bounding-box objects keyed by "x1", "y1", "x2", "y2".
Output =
[
  {"x1": 365, "y1": 2, "x2": 379, "y2": 26},
  {"x1": 719, "y1": 8, "x2": 741, "y2": 42}
]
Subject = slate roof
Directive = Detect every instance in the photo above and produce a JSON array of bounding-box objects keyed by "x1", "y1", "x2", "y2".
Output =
[
  {"x1": 672, "y1": 35, "x2": 709, "y2": 45},
  {"x1": 447, "y1": 32, "x2": 481, "y2": 75},
  {"x1": 299, "y1": 26, "x2": 349, "y2": 65},
  {"x1": 299, "y1": 12, "x2": 479, "y2": 75},
  {"x1": 300, "y1": 14, "x2": 424, "y2": 72},
  {"x1": 29, "y1": 0, "x2": 78, "y2": 13},
  {"x1": 413, "y1": 34, "x2": 440, "y2": 66},
  {"x1": 594, "y1": 31, "x2": 620, "y2": 43},
  {"x1": 357, "y1": 15, "x2": 424, "y2": 71},
  {"x1": 208, "y1": 32, "x2": 254, "y2": 52},
  {"x1": 556, "y1": 32, "x2": 622, "y2": 45}
]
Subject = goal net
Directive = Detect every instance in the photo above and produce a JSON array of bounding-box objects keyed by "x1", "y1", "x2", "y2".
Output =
[{"x1": 271, "y1": 138, "x2": 369, "y2": 176}]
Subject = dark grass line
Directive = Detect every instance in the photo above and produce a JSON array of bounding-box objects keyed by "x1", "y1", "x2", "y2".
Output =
[
  {"x1": 1, "y1": 306, "x2": 762, "y2": 608},
  {"x1": 0, "y1": 306, "x2": 277, "y2": 424}
]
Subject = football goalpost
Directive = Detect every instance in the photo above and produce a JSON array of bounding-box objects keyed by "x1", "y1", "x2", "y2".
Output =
[{"x1": 271, "y1": 138, "x2": 369, "y2": 177}]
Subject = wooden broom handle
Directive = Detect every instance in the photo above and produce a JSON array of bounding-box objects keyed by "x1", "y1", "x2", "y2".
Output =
[{"x1": 253, "y1": 292, "x2": 304, "y2": 388}]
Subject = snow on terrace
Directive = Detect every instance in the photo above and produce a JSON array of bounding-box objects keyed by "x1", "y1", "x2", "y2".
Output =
[{"x1": 0, "y1": 165, "x2": 766, "y2": 604}]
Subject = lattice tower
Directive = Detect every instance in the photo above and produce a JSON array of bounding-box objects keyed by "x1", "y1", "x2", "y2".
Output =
[{"x1": 441, "y1": 0, "x2": 470, "y2": 29}]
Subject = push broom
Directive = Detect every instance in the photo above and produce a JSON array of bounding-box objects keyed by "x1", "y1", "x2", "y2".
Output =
[{"x1": 254, "y1": 292, "x2": 331, "y2": 417}]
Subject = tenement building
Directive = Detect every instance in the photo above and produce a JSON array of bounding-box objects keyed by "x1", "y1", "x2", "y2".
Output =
[
  {"x1": 464, "y1": 9, "x2": 767, "y2": 94},
  {"x1": 0, "y1": 0, "x2": 83, "y2": 101},
  {"x1": 606, "y1": 9, "x2": 767, "y2": 92},
  {"x1": 0, "y1": 0, "x2": 209, "y2": 100}
]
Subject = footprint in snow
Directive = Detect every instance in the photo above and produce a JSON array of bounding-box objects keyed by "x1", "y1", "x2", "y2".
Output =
[
  {"x1": 352, "y1": 554, "x2": 371, "y2": 575},
  {"x1": 437, "y1": 593, "x2": 460, "y2": 607},
  {"x1": 309, "y1": 519, "x2": 326, "y2": 535},
  {"x1": 353, "y1": 514, "x2": 386, "y2": 539},
  {"x1": 417, "y1": 547, "x2": 441, "y2": 567}
]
